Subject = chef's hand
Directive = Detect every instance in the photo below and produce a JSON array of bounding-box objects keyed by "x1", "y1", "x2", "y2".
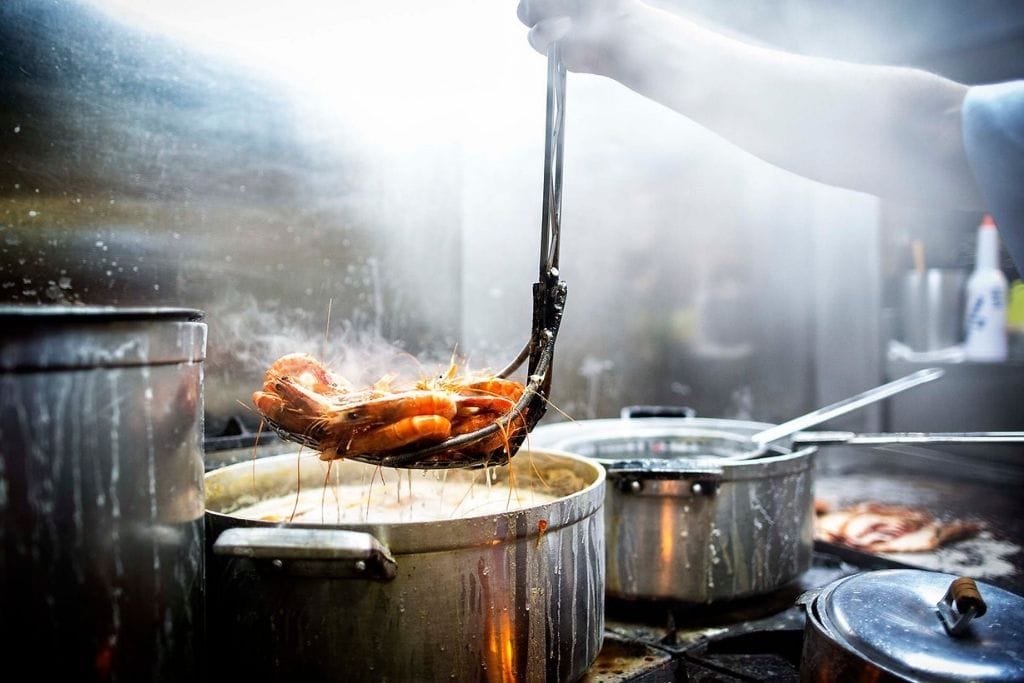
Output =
[
  {"x1": 515, "y1": 0, "x2": 982, "y2": 212},
  {"x1": 516, "y1": 0, "x2": 646, "y2": 76}
]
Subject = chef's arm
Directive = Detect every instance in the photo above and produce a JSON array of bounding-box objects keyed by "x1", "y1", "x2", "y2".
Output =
[{"x1": 520, "y1": 0, "x2": 985, "y2": 209}]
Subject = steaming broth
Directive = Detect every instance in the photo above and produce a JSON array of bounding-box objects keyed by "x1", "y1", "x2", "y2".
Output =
[{"x1": 232, "y1": 475, "x2": 561, "y2": 524}]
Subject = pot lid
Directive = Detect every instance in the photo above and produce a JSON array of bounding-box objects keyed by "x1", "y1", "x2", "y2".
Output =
[
  {"x1": 815, "y1": 569, "x2": 1024, "y2": 682},
  {"x1": 0, "y1": 305, "x2": 206, "y2": 369}
]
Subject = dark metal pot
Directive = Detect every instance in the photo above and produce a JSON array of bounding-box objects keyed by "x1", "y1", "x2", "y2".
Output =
[
  {"x1": 204, "y1": 447, "x2": 605, "y2": 682},
  {"x1": 530, "y1": 416, "x2": 816, "y2": 603},
  {"x1": 798, "y1": 569, "x2": 1024, "y2": 682},
  {"x1": 0, "y1": 306, "x2": 207, "y2": 681}
]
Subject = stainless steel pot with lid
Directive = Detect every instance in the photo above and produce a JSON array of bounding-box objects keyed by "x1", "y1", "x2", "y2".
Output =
[
  {"x1": 0, "y1": 305, "x2": 207, "y2": 682},
  {"x1": 799, "y1": 569, "x2": 1024, "y2": 682}
]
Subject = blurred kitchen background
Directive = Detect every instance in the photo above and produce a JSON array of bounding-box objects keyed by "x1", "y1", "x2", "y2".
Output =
[{"x1": 2, "y1": 0, "x2": 1023, "y2": 442}]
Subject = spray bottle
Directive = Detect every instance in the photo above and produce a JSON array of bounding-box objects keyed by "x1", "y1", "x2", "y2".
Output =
[{"x1": 964, "y1": 214, "x2": 1008, "y2": 361}]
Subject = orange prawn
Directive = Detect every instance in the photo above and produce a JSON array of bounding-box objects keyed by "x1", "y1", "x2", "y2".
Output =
[
  {"x1": 253, "y1": 352, "x2": 530, "y2": 464},
  {"x1": 331, "y1": 415, "x2": 452, "y2": 460},
  {"x1": 254, "y1": 354, "x2": 460, "y2": 459},
  {"x1": 262, "y1": 352, "x2": 351, "y2": 396}
]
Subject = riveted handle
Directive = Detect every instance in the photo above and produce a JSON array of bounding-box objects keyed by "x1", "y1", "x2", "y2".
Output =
[
  {"x1": 213, "y1": 526, "x2": 397, "y2": 580},
  {"x1": 620, "y1": 405, "x2": 697, "y2": 419},
  {"x1": 936, "y1": 576, "x2": 987, "y2": 636}
]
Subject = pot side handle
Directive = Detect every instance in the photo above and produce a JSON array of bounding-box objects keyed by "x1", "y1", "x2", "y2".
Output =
[
  {"x1": 620, "y1": 405, "x2": 697, "y2": 419},
  {"x1": 604, "y1": 461, "x2": 724, "y2": 496},
  {"x1": 213, "y1": 526, "x2": 397, "y2": 580}
]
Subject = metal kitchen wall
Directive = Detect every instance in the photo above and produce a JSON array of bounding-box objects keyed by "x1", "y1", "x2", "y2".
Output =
[
  {"x1": 0, "y1": 0, "x2": 471, "y2": 435},
  {"x1": 2, "y1": 0, "x2": 1016, "y2": 435}
]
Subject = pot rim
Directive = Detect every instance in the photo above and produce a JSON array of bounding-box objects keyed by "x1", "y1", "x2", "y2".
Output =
[
  {"x1": 205, "y1": 447, "x2": 606, "y2": 554},
  {"x1": 528, "y1": 417, "x2": 817, "y2": 477},
  {"x1": 0, "y1": 305, "x2": 207, "y2": 369},
  {"x1": 0, "y1": 304, "x2": 204, "y2": 322}
]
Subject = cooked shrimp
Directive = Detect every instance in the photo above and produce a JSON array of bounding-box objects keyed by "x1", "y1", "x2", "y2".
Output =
[
  {"x1": 263, "y1": 352, "x2": 351, "y2": 396},
  {"x1": 327, "y1": 415, "x2": 453, "y2": 461},
  {"x1": 253, "y1": 352, "x2": 528, "y2": 464}
]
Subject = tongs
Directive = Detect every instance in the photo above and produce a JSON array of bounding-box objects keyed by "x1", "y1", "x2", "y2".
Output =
[{"x1": 365, "y1": 46, "x2": 569, "y2": 470}]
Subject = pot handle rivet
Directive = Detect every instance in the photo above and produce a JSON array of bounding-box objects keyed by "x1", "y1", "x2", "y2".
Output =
[
  {"x1": 629, "y1": 480, "x2": 643, "y2": 493},
  {"x1": 691, "y1": 482, "x2": 703, "y2": 495},
  {"x1": 213, "y1": 527, "x2": 398, "y2": 580},
  {"x1": 936, "y1": 576, "x2": 987, "y2": 637}
]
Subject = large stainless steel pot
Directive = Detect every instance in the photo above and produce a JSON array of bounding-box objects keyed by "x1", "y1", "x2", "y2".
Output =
[
  {"x1": 529, "y1": 416, "x2": 816, "y2": 603},
  {"x1": 0, "y1": 306, "x2": 207, "y2": 681},
  {"x1": 204, "y1": 448, "x2": 605, "y2": 682}
]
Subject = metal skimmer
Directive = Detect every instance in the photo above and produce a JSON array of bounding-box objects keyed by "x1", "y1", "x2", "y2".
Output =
[{"x1": 266, "y1": 45, "x2": 568, "y2": 469}]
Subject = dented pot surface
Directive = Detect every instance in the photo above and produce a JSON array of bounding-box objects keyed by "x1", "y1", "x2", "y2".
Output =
[
  {"x1": 204, "y1": 448, "x2": 605, "y2": 682},
  {"x1": 530, "y1": 417, "x2": 816, "y2": 603}
]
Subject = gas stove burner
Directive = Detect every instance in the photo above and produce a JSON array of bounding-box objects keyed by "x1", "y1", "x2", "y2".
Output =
[
  {"x1": 589, "y1": 552, "x2": 864, "y2": 682},
  {"x1": 584, "y1": 634, "x2": 678, "y2": 682},
  {"x1": 606, "y1": 582, "x2": 803, "y2": 632},
  {"x1": 606, "y1": 553, "x2": 854, "y2": 635},
  {"x1": 682, "y1": 629, "x2": 805, "y2": 683}
]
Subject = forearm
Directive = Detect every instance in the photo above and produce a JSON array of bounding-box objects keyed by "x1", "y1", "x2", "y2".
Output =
[{"x1": 602, "y1": 5, "x2": 984, "y2": 208}]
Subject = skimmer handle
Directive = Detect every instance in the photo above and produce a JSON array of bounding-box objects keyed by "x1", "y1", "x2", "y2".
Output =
[
  {"x1": 540, "y1": 42, "x2": 565, "y2": 278},
  {"x1": 751, "y1": 367, "x2": 944, "y2": 447}
]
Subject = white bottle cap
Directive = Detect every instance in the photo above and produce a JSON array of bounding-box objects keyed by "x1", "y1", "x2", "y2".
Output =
[{"x1": 976, "y1": 214, "x2": 1000, "y2": 271}]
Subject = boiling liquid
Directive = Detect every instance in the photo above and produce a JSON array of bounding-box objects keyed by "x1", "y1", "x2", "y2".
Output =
[{"x1": 231, "y1": 469, "x2": 560, "y2": 524}]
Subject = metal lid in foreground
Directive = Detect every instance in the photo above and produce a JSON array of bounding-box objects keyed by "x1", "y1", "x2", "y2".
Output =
[{"x1": 816, "y1": 569, "x2": 1024, "y2": 682}]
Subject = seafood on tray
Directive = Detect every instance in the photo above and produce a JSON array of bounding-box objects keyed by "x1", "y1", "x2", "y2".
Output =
[
  {"x1": 252, "y1": 352, "x2": 527, "y2": 463},
  {"x1": 814, "y1": 501, "x2": 982, "y2": 553}
]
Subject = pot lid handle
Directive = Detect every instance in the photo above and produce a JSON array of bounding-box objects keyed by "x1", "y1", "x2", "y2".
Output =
[{"x1": 936, "y1": 577, "x2": 988, "y2": 637}]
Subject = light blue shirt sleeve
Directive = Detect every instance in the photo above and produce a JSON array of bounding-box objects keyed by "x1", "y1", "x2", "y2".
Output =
[{"x1": 962, "y1": 80, "x2": 1024, "y2": 274}]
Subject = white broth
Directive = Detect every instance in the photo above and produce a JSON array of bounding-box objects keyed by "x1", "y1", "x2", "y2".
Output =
[{"x1": 231, "y1": 469, "x2": 563, "y2": 524}]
